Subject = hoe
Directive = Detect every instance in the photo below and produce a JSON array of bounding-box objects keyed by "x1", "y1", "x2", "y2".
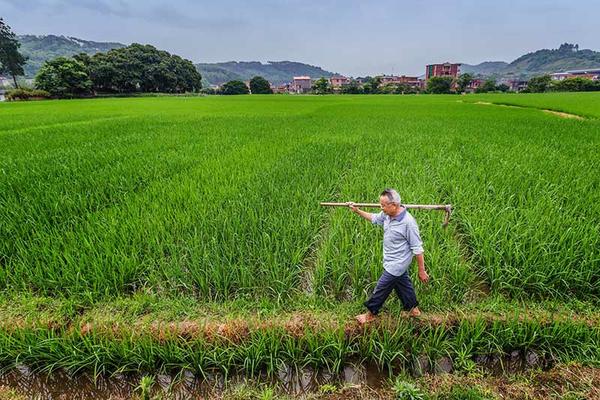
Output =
[{"x1": 320, "y1": 202, "x2": 452, "y2": 227}]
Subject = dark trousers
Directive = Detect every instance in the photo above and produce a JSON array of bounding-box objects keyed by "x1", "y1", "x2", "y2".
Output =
[{"x1": 364, "y1": 270, "x2": 418, "y2": 315}]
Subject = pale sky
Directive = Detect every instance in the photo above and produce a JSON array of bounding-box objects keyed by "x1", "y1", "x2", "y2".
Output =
[{"x1": 1, "y1": 0, "x2": 598, "y2": 76}]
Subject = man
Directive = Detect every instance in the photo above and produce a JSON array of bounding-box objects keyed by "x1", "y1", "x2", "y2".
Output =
[{"x1": 349, "y1": 188, "x2": 429, "y2": 324}]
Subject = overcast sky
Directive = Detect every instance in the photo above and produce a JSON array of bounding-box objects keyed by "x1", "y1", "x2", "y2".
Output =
[{"x1": 1, "y1": 0, "x2": 598, "y2": 76}]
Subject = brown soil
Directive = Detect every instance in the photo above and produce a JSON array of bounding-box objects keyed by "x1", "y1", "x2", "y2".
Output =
[
  {"x1": 542, "y1": 109, "x2": 585, "y2": 120},
  {"x1": 469, "y1": 100, "x2": 587, "y2": 120},
  {"x1": 416, "y1": 363, "x2": 600, "y2": 400}
]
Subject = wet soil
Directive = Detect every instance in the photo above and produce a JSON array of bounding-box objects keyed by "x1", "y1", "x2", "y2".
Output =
[
  {"x1": 0, "y1": 350, "x2": 556, "y2": 399},
  {"x1": 0, "y1": 363, "x2": 386, "y2": 400}
]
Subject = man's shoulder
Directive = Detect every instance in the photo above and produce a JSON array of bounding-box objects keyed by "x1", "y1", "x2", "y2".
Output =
[{"x1": 404, "y1": 211, "x2": 419, "y2": 226}]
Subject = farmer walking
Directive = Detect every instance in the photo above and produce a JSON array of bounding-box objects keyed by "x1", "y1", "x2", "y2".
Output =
[{"x1": 349, "y1": 188, "x2": 429, "y2": 324}]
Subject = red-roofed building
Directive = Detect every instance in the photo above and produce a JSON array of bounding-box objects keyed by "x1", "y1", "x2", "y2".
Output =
[{"x1": 426, "y1": 63, "x2": 461, "y2": 79}]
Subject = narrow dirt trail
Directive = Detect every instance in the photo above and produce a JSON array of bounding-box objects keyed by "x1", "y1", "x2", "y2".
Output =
[{"x1": 463, "y1": 100, "x2": 587, "y2": 120}]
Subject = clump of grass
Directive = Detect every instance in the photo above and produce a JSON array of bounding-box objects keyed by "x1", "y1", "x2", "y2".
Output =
[
  {"x1": 434, "y1": 385, "x2": 494, "y2": 400},
  {"x1": 135, "y1": 375, "x2": 155, "y2": 400},
  {"x1": 392, "y1": 379, "x2": 425, "y2": 400}
]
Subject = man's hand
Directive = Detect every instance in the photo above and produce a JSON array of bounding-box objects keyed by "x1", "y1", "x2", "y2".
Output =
[
  {"x1": 418, "y1": 269, "x2": 430, "y2": 283},
  {"x1": 347, "y1": 201, "x2": 358, "y2": 213}
]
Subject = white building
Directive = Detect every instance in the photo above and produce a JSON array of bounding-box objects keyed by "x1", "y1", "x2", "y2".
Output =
[
  {"x1": 291, "y1": 76, "x2": 312, "y2": 93},
  {"x1": 550, "y1": 68, "x2": 600, "y2": 81}
]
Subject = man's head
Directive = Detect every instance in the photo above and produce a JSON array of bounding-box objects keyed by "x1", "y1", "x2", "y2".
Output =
[{"x1": 379, "y1": 188, "x2": 402, "y2": 216}]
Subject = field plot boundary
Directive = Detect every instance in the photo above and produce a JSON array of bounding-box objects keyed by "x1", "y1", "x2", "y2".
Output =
[
  {"x1": 461, "y1": 100, "x2": 588, "y2": 120},
  {"x1": 1, "y1": 304, "x2": 599, "y2": 379}
]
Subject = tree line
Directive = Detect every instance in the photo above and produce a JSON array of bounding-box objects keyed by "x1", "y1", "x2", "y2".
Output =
[
  {"x1": 34, "y1": 44, "x2": 202, "y2": 98},
  {"x1": 1, "y1": 17, "x2": 202, "y2": 98},
  {"x1": 524, "y1": 75, "x2": 600, "y2": 93}
]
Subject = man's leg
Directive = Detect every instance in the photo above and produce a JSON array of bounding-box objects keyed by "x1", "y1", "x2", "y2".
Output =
[
  {"x1": 357, "y1": 270, "x2": 397, "y2": 323},
  {"x1": 393, "y1": 272, "x2": 420, "y2": 316}
]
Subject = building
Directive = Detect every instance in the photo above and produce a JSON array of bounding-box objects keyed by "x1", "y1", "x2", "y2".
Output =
[
  {"x1": 506, "y1": 79, "x2": 529, "y2": 92},
  {"x1": 329, "y1": 75, "x2": 350, "y2": 88},
  {"x1": 550, "y1": 68, "x2": 600, "y2": 81},
  {"x1": 378, "y1": 75, "x2": 424, "y2": 90},
  {"x1": 464, "y1": 79, "x2": 483, "y2": 93},
  {"x1": 291, "y1": 76, "x2": 312, "y2": 93},
  {"x1": 425, "y1": 63, "x2": 461, "y2": 79},
  {"x1": 379, "y1": 75, "x2": 418, "y2": 84},
  {"x1": 271, "y1": 83, "x2": 291, "y2": 94}
]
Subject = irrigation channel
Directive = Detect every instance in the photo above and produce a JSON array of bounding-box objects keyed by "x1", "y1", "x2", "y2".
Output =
[{"x1": 0, "y1": 352, "x2": 553, "y2": 399}]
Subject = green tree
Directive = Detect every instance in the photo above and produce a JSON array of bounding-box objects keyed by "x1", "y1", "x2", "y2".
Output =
[
  {"x1": 456, "y1": 73, "x2": 474, "y2": 93},
  {"x1": 362, "y1": 76, "x2": 382, "y2": 94},
  {"x1": 426, "y1": 76, "x2": 454, "y2": 94},
  {"x1": 552, "y1": 77, "x2": 600, "y2": 92},
  {"x1": 496, "y1": 83, "x2": 510, "y2": 92},
  {"x1": 0, "y1": 18, "x2": 28, "y2": 88},
  {"x1": 340, "y1": 80, "x2": 362, "y2": 94},
  {"x1": 78, "y1": 44, "x2": 201, "y2": 93},
  {"x1": 34, "y1": 56, "x2": 92, "y2": 98},
  {"x1": 249, "y1": 76, "x2": 272, "y2": 94},
  {"x1": 220, "y1": 80, "x2": 249, "y2": 95},
  {"x1": 379, "y1": 83, "x2": 398, "y2": 94},
  {"x1": 311, "y1": 77, "x2": 332, "y2": 94},
  {"x1": 527, "y1": 75, "x2": 552, "y2": 93},
  {"x1": 475, "y1": 78, "x2": 497, "y2": 93}
]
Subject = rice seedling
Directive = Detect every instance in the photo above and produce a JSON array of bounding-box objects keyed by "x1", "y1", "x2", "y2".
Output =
[{"x1": 0, "y1": 93, "x2": 599, "y2": 383}]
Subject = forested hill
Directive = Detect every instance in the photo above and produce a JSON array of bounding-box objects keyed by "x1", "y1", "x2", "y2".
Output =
[
  {"x1": 18, "y1": 35, "x2": 126, "y2": 77},
  {"x1": 17, "y1": 35, "x2": 337, "y2": 85},
  {"x1": 461, "y1": 43, "x2": 600, "y2": 78},
  {"x1": 196, "y1": 61, "x2": 337, "y2": 86}
]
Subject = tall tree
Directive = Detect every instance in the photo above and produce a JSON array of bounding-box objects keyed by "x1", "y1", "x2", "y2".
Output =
[
  {"x1": 340, "y1": 80, "x2": 362, "y2": 94},
  {"x1": 312, "y1": 77, "x2": 332, "y2": 94},
  {"x1": 362, "y1": 76, "x2": 382, "y2": 94},
  {"x1": 456, "y1": 73, "x2": 474, "y2": 93},
  {"x1": 220, "y1": 80, "x2": 249, "y2": 95},
  {"x1": 0, "y1": 18, "x2": 28, "y2": 88},
  {"x1": 426, "y1": 76, "x2": 454, "y2": 94},
  {"x1": 249, "y1": 76, "x2": 272, "y2": 94},
  {"x1": 475, "y1": 78, "x2": 498, "y2": 93},
  {"x1": 526, "y1": 75, "x2": 552, "y2": 93},
  {"x1": 79, "y1": 44, "x2": 201, "y2": 93},
  {"x1": 35, "y1": 57, "x2": 92, "y2": 98}
]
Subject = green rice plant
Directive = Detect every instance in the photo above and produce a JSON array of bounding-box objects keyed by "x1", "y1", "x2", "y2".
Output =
[{"x1": 1, "y1": 94, "x2": 600, "y2": 379}]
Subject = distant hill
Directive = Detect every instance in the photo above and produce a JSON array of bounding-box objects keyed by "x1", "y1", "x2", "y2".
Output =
[
  {"x1": 461, "y1": 43, "x2": 600, "y2": 79},
  {"x1": 460, "y1": 61, "x2": 509, "y2": 76},
  {"x1": 16, "y1": 35, "x2": 337, "y2": 86},
  {"x1": 18, "y1": 35, "x2": 126, "y2": 77},
  {"x1": 16, "y1": 36, "x2": 600, "y2": 83},
  {"x1": 196, "y1": 61, "x2": 337, "y2": 86}
]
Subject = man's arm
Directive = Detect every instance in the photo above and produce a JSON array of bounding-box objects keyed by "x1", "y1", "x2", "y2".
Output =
[
  {"x1": 414, "y1": 253, "x2": 429, "y2": 283},
  {"x1": 407, "y1": 222, "x2": 429, "y2": 283},
  {"x1": 348, "y1": 202, "x2": 373, "y2": 222}
]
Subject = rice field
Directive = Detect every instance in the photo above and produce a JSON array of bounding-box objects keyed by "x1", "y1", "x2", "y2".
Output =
[{"x1": 0, "y1": 93, "x2": 599, "y2": 395}]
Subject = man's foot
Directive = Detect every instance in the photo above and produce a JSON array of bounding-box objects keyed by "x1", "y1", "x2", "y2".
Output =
[
  {"x1": 408, "y1": 307, "x2": 421, "y2": 318},
  {"x1": 355, "y1": 312, "x2": 377, "y2": 324}
]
